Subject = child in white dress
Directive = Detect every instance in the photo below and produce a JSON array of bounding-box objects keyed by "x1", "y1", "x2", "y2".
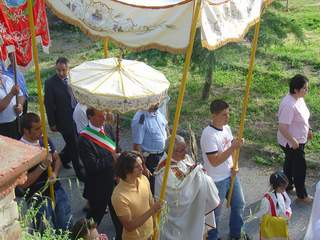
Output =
[{"x1": 257, "y1": 171, "x2": 292, "y2": 220}]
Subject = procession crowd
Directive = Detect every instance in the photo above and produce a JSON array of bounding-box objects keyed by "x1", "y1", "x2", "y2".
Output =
[{"x1": 0, "y1": 56, "x2": 319, "y2": 240}]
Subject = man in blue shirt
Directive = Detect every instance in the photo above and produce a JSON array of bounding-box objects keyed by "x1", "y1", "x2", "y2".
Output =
[
  {"x1": 131, "y1": 103, "x2": 168, "y2": 193},
  {"x1": 1, "y1": 53, "x2": 28, "y2": 114}
]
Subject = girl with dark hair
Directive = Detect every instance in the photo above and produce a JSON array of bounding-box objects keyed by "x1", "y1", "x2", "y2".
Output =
[
  {"x1": 71, "y1": 218, "x2": 108, "y2": 240},
  {"x1": 257, "y1": 171, "x2": 292, "y2": 219},
  {"x1": 277, "y1": 74, "x2": 313, "y2": 203},
  {"x1": 257, "y1": 171, "x2": 292, "y2": 239}
]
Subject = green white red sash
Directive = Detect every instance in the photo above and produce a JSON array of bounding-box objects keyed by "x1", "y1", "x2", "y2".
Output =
[{"x1": 80, "y1": 127, "x2": 116, "y2": 153}]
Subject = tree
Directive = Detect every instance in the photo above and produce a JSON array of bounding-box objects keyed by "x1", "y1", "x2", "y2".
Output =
[
  {"x1": 190, "y1": 2, "x2": 304, "y2": 100},
  {"x1": 190, "y1": 29, "x2": 219, "y2": 100}
]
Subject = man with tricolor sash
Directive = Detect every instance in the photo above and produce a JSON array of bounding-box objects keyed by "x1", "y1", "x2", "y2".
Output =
[{"x1": 78, "y1": 107, "x2": 122, "y2": 239}]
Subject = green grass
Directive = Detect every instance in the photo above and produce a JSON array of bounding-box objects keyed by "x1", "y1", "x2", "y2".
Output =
[{"x1": 25, "y1": 0, "x2": 320, "y2": 165}]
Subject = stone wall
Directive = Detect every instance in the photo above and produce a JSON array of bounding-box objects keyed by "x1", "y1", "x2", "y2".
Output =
[
  {"x1": 0, "y1": 135, "x2": 46, "y2": 240},
  {"x1": 0, "y1": 191, "x2": 21, "y2": 240}
]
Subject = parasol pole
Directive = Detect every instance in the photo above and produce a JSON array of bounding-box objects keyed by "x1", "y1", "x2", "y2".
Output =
[
  {"x1": 152, "y1": 0, "x2": 201, "y2": 239},
  {"x1": 103, "y1": 38, "x2": 109, "y2": 58},
  {"x1": 27, "y1": 0, "x2": 55, "y2": 206},
  {"x1": 227, "y1": 19, "x2": 261, "y2": 208},
  {"x1": 102, "y1": 37, "x2": 120, "y2": 152},
  {"x1": 116, "y1": 113, "x2": 120, "y2": 152}
]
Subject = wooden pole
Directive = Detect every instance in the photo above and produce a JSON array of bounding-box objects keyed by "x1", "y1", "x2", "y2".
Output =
[
  {"x1": 226, "y1": 20, "x2": 261, "y2": 208},
  {"x1": 11, "y1": 52, "x2": 20, "y2": 132},
  {"x1": 116, "y1": 113, "x2": 120, "y2": 153},
  {"x1": 27, "y1": 0, "x2": 55, "y2": 206},
  {"x1": 103, "y1": 38, "x2": 109, "y2": 58},
  {"x1": 152, "y1": 0, "x2": 201, "y2": 239}
]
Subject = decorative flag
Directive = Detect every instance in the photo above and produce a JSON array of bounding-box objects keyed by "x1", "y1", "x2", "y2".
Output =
[{"x1": 0, "y1": 0, "x2": 50, "y2": 68}]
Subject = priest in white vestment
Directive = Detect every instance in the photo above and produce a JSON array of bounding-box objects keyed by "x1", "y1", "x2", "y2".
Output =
[{"x1": 154, "y1": 135, "x2": 220, "y2": 240}]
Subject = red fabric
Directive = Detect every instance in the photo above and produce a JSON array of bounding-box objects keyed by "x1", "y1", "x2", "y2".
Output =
[
  {"x1": 264, "y1": 193, "x2": 277, "y2": 217},
  {"x1": 0, "y1": 0, "x2": 50, "y2": 67}
]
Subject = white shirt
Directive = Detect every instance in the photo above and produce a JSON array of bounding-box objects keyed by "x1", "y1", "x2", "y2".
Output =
[
  {"x1": 20, "y1": 137, "x2": 39, "y2": 147},
  {"x1": 0, "y1": 75, "x2": 23, "y2": 123},
  {"x1": 88, "y1": 122, "x2": 103, "y2": 133},
  {"x1": 73, "y1": 103, "x2": 88, "y2": 133},
  {"x1": 256, "y1": 191, "x2": 292, "y2": 219},
  {"x1": 200, "y1": 124, "x2": 233, "y2": 182},
  {"x1": 277, "y1": 94, "x2": 310, "y2": 147}
]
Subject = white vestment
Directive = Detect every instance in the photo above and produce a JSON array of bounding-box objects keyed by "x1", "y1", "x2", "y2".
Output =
[
  {"x1": 154, "y1": 155, "x2": 220, "y2": 240},
  {"x1": 305, "y1": 181, "x2": 320, "y2": 240}
]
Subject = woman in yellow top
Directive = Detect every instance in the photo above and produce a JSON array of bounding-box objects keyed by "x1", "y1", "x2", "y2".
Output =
[{"x1": 112, "y1": 151, "x2": 163, "y2": 240}]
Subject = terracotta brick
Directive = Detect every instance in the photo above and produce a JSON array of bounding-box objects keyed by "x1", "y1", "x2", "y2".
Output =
[
  {"x1": 0, "y1": 135, "x2": 45, "y2": 198},
  {"x1": 0, "y1": 135, "x2": 45, "y2": 240}
]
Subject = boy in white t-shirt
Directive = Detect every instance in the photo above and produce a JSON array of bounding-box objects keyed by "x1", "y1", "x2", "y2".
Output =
[{"x1": 200, "y1": 100, "x2": 245, "y2": 240}]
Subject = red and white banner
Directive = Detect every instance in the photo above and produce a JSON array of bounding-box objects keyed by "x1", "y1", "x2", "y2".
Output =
[{"x1": 0, "y1": 0, "x2": 50, "y2": 68}]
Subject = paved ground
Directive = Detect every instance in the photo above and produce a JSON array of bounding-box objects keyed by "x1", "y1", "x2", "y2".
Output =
[{"x1": 49, "y1": 129, "x2": 318, "y2": 240}]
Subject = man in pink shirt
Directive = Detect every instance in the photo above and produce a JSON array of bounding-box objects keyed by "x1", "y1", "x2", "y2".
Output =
[{"x1": 277, "y1": 74, "x2": 313, "y2": 203}]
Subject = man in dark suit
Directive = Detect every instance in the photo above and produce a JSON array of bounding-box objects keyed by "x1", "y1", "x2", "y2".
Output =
[
  {"x1": 78, "y1": 107, "x2": 122, "y2": 239},
  {"x1": 44, "y1": 57, "x2": 81, "y2": 174}
]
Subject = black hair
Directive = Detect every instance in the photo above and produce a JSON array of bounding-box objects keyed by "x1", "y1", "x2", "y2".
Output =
[
  {"x1": 269, "y1": 171, "x2": 289, "y2": 191},
  {"x1": 86, "y1": 107, "x2": 96, "y2": 119},
  {"x1": 210, "y1": 99, "x2": 229, "y2": 114},
  {"x1": 70, "y1": 218, "x2": 97, "y2": 240},
  {"x1": 289, "y1": 74, "x2": 309, "y2": 94},
  {"x1": 56, "y1": 57, "x2": 69, "y2": 66},
  {"x1": 20, "y1": 112, "x2": 40, "y2": 133},
  {"x1": 114, "y1": 151, "x2": 144, "y2": 180}
]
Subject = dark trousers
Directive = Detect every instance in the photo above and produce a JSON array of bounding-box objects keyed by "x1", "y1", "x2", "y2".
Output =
[
  {"x1": 60, "y1": 129, "x2": 82, "y2": 176},
  {"x1": 0, "y1": 118, "x2": 20, "y2": 139},
  {"x1": 145, "y1": 153, "x2": 163, "y2": 194},
  {"x1": 87, "y1": 186, "x2": 122, "y2": 239},
  {"x1": 281, "y1": 144, "x2": 308, "y2": 198}
]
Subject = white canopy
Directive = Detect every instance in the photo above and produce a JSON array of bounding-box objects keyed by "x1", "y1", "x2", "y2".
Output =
[
  {"x1": 69, "y1": 58, "x2": 170, "y2": 113},
  {"x1": 46, "y1": 0, "x2": 272, "y2": 53}
]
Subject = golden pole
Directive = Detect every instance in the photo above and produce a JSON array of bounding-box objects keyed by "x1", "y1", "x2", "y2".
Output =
[
  {"x1": 152, "y1": 0, "x2": 201, "y2": 239},
  {"x1": 226, "y1": 20, "x2": 261, "y2": 208},
  {"x1": 103, "y1": 38, "x2": 109, "y2": 58},
  {"x1": 27, "y1": 0, "x2": 55, "y2": 206}
]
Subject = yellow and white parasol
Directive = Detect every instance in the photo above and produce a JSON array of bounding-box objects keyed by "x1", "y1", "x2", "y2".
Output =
[{"x1": 69, "y1": 58, "x2": 170, "y2": 113}]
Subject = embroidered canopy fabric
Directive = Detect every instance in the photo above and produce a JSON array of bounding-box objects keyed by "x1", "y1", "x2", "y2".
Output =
[
  {"x1": 0, "y1": 0, "x2": 50, "y2": 67},
  {"x1": 46, "y1": 0, "x2": 271, "y2": 53},
  {"x1": 69, "y1": 58, "x2": 170, "y2": 113}
]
